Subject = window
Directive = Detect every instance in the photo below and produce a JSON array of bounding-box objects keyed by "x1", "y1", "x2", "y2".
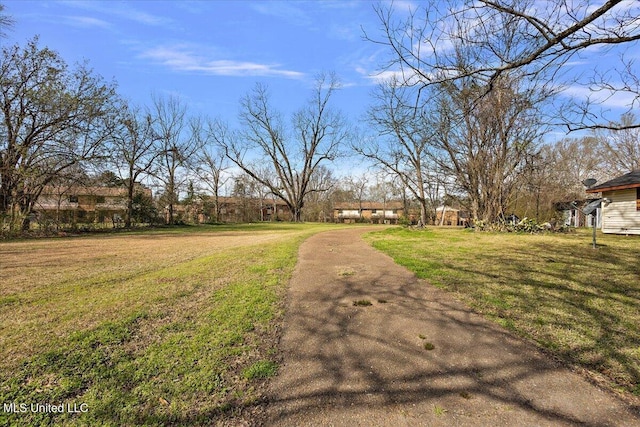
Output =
[
  {"x1": 637, "y1": 188, "x2": 640, "y2": 211},
  {"x1": 69, "y1": 195, "x2": 78, "y2": 203},
  {"x1": 96, "y1": 196, "x2": 106, "y2": 203},
  {"x1": 371, "y1": 209, "x2": 377, "y2": 214}
]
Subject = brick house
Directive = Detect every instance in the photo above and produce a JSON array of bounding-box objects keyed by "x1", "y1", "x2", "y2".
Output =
[{"x1": 34, "y1": 185, "x2": 152, "y2": 225}]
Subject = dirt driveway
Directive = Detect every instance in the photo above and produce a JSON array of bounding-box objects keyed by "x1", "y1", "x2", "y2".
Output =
[{"x1": 264, "y1": 227, "x2": 640, "y2": 426}]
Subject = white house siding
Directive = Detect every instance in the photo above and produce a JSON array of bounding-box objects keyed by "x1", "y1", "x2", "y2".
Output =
[
  {"x1": 338, "y1": 210, "x2": 361, "y2": 219},
  {"x1": 371, "y1": 210, "x2": 399, "y2": 219},
  {"x1": 601, "y1": 189, "x2": 640, "y2": 235}
]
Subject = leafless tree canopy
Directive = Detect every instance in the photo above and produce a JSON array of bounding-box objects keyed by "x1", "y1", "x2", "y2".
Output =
[
  {"x1": 194, "y1": 134, "x2": 229, "y2": 223},
  {"x1": 217, "y1": 73, "x2": 349, "y2": 222},
  {"x1": 0, "y1": 3, "x2": 14, "y2": 39},
  {"x1": 366, "y1": 0, "x2": 640, "y2": 130},
  {"x1": 110, "y1": 103, "x2": 160, "y2": 227},
  {"x1": 431, "y1": 74, "x2": 547, "y2": 223},
  {"x1": 596, "y1": 112, "x2": 640, "y2": 174},
  {"x1": 149, "y1": 94, "x2": 202, "y2": 225},
  {"x1": 354, "y1": 77, "x2": 441, "y2": 225}
]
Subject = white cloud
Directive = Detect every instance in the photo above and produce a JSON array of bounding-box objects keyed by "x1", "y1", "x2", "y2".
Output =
[
  {"x1": 562, "y1": 84, "x2": 638, "y2": 109},
  {"x1": 355, "y1": 66, "x2": 426, "y2": 86},
  {"x1": 250, "y1": 2, "x2": 312, "y2": 27},
  {"x1": 384, "y1": 0, "x2": 419, "y2": 14},
  {"x1": 58, "y1": 0, "x2": 171, "y2": 26},
  {"x1": 139, "y1": 44, "x2": 305, "y2": 79},
  {"x1": 64, "y1": 15, "x2": 112, "y2": 30}
]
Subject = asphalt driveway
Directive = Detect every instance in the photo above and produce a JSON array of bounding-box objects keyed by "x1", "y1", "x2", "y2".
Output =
[{"x1": 263, "y1": 227, "x2": 640, "y2": 426}]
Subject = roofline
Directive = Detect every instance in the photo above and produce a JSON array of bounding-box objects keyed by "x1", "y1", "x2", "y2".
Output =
[{"x1": 586, "y1": 183, "x2": 640, "y2": 193}]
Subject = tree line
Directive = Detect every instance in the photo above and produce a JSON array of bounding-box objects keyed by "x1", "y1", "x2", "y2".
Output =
[{"x1": 1, "y1": 2, "x2": 639, "y2": 233}]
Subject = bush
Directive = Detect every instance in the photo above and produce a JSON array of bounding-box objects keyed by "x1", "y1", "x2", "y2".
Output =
[
  {"x1": 398, "y1": 215, "x2": 411, "y2": 228},
  {"x1": 472, "y1": 217, "x2": 567, "y2": 234}
]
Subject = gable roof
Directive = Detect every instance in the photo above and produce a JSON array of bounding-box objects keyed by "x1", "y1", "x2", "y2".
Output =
[
  {"x1": 586, "y1": 170, "x2": 640, "y2": 193},
  {"x1": 40, "y1": 185, "x2": 151, "y2": 197}
]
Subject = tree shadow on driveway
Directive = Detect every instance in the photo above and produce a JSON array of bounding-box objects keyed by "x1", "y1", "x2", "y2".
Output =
[{"x1": 263, "y1": 228, "x2": 640, "y2": 426}]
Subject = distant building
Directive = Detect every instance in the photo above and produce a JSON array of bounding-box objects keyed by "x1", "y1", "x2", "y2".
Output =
[
  {"x1": 554, "y1": 199, "x2": 602, "y2": 229},
  {"x1": 176, "y1": 196, "x2": 293, "y2": 223},
  {"x1": 34, "y1": 185, "x2": 152, "y2": 225},
  {"x1": 333, "y1": 201, "x2": 404, "y2": 224},
  {"x1": 434, "y1": 206, "x2": 470, "y2": 226}
]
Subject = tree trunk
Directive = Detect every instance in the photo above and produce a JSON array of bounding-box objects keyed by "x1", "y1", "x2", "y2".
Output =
[{"x1": 125, "y1": 183, "x2": 134, "y2": 228}]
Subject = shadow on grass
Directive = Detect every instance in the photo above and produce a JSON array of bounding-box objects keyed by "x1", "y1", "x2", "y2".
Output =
[{"x1": 369, "y1": 229, "x2": 640, "y2": 398}]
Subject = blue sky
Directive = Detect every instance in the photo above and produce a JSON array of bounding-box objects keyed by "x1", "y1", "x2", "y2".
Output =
[
  {"x1": 3, "y1": 0, "x2": 638, "y2": 144},
  {"x1": 4, "y1": 0, "x2": 395, "y2": 127}
]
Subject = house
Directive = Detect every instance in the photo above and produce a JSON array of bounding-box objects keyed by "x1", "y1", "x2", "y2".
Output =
[
  {"x1": 554, "y1": 199, "x2": 602, "y2": 228},
  {"x1": 217, "y1": 197, "x2": 292, "y2": 222},
  {"x1": 585, "y1": 170, "x2": 640, "y2": 235},
  {"x1": 333, "y1": 201, "x2": 404, "y2": 224},
  {"x1": 34, "y1": 185, "x2": 152, "y2": 225}
]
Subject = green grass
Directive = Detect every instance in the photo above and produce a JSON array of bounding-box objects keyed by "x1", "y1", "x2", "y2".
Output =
[
  {"x1": 0, "y1": 223, "x2": 342, "y2": 426},
  {"x1": 242, "y1": 361, "x2": 279, "y2": 380},
  {"x1": 366, "y1": 227, "x2": 640, "y2": 397}
]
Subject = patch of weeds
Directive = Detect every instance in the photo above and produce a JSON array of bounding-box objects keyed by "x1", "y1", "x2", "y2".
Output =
[
  {"x1": 459, "y1": 391, "x2": 472, "y2": 399},
  {"x1": 494, "y1": 317, "x2": 516, "y2": 331},
  {"x1": 338, "y1": 268, "x2": 356, "y2": 277},
  {"x1": 418, "y1": 334, "x2": 426, "y2": 340},
  {"x1": 353, "y1": 299, "x2": 372, "y2": 307},
  {"x1": 242, "y1": 360, "x2": 278, "y2": 380},
  {"x1": 433, "y1": 405, "x2": 447, "y2": 416},
  {"x1": 377, "y1": 299, "x2": 388, "y2": 304},
  {"x1": 0, "y1": 295, "x2": 19, "y2": 306},
  {"x1": 423, "y1": 342, "x2": 435, "y2": 351}
]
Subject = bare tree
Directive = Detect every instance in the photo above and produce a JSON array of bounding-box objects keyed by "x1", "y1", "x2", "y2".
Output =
[
  {"x1": 194, "y1": 125, "x2": 229, "y2": 223},
  {"x1": 110, "y1": 103, "x2": 160, "y2": 227},
  {"x1": 0, "y1": 38, "x2": 118, "y2": 231},
  {"x1": 149, "y1": 95, "x2": 201, "y2": 225},
  {"x1": 302, "y1": 165, "x2": 336, "y2": 222},
  {"x1": 366, "y1": 0, "x2": 640, "y2": 130},
  {"x1": 596, "y1": 113, "x2": 640, "y2": 174},
  {"x1": 0, "y1": 3, "x2": 14, "y2": 39},
  {"x1": 217, "y1": 73, "x2": 349, "y2": 222},
  {"x1": 354, "y1": 78, "x2": 440, "y2": 225},
  {"x1": 431, "y1": 73, "x2": 547, "y2": 223},
  {"x1": 347, "y1": 173, "x2": 368, "y2": 220},
  {"x1": 509, "y1": 136, "x2": 607, "y2": 222}
]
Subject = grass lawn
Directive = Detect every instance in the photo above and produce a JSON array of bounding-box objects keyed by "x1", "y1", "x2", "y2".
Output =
[
  {"x1": 365, "y1": 227, "x2": 640, "y2": 399},
  {"x1": 0, "y1": 223, "x2": 341, "y2": 426}
]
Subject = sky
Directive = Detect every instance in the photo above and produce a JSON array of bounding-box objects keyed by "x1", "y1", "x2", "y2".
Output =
[
  {"x1": 3, "y1": 0, "x2": 639, "y2": 165},
  {"x1": 3, "y1": 0, "x2": 396, "y2": 129}
]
